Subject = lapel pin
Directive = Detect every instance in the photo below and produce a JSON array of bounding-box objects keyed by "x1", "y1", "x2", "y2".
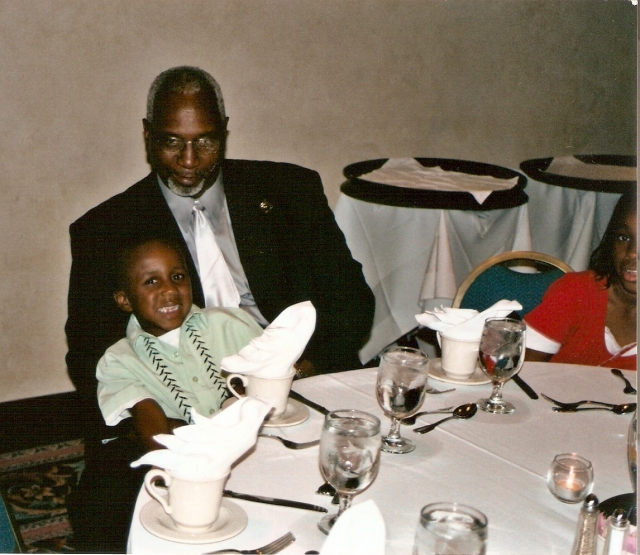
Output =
[{"x1": 259, "y1": 200, "x2": 274, "y2": 214}]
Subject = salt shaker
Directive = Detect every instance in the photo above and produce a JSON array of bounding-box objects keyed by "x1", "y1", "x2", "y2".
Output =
[
  {"x1": 570, "y1": 493, "x2": 599, "y2": 555},
  {"x1": 602, "y1": 508, "x2": 629, "y2": 555}
]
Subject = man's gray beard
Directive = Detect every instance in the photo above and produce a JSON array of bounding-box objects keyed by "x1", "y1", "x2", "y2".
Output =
[{"x1": 165, "y1": 176, "x2": 206, "y2": 198}]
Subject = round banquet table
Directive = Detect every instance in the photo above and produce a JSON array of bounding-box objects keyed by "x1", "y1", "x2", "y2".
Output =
[{"x1": 127, "y1": 363, "x2": 636, "y2": 554}]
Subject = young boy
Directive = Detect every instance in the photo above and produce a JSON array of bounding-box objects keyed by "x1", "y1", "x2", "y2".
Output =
[{"x1": 96, "y1": 237, "x2": 263, "y2": 452}]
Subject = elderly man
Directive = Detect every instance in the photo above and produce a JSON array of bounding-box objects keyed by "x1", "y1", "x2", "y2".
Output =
[{"x1": 65, "y1": 66, "x2": 374, "y2": 552}]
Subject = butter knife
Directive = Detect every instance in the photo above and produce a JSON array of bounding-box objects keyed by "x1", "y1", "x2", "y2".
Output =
[
  {"x1": 289, "y1": 390, "x2": 330, "y2": 415},
  {"x1": 513, "y1": 374, "x2": 538, "y2": 400},
  {"x1": 223, "y1": 490, "x2": 328, "y2": 513}
]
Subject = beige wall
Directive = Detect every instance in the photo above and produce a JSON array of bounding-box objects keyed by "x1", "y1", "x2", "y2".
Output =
[{"x1": 0, "y1": 0, "x2": 635, "y2": 402}]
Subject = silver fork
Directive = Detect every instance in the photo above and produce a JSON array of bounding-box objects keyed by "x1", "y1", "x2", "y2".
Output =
[
  {"x1": 541, "y1": 393, "x2": 618, "y2": 410},
  {"x1": 426, "y1": 386, "x2": 456, "y2": 395},
  {"x1": 259, "y1": 434, "x2": 320, "y2": 449},
  {"x1": 205, "y1": 531, "x2": 295, "y2": 554}
]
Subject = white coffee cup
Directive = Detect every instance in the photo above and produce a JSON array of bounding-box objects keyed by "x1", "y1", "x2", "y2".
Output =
[
  {"x1": 226, "y1": 372, "x2": 295, "y2": 418},
  {"x1": 439, "y1": 333, "x2": 480, "y2": 380},
  {"x1": 144, "y1": 469, "x2": 227, "y2": 532}
]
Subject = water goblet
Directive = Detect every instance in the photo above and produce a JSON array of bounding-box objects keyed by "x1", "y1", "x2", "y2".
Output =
[
  {"x1": 476, "y1": 317, "x2": 526, "y2": 415},
  {"x1": 318, "y1": 409, "x2": 381, "y2": 534},
  {"x1": 376, "y1": 346, "x2": 430, "y2": 454}
]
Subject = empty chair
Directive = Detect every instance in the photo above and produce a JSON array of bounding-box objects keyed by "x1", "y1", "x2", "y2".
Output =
[{"x1": 452, "y1": 251, "x2": 573, "y2": 316}]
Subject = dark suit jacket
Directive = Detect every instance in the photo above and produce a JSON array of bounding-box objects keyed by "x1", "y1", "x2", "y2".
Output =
[{"x1": 65, "y1": 159, "x2": 374, "y2": 438}]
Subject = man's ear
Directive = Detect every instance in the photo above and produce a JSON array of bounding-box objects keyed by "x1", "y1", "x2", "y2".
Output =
[
  {"x1": 114, "y1": 291, "x2": 134, "y2": 313},
  {"x1": 142, "y1": 118, "x2": 151, "y2": 141}
]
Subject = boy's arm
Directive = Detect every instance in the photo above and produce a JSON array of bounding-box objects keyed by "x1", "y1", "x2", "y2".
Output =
[{"x1": 131, "y1": 398, "x2": 186, "y2": 452}]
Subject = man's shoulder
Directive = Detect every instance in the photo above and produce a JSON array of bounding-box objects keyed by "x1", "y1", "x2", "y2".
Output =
[
  {"x1": 71, "y1": 173, "x2": 158, "y2": 229},
  {"x1": 224, "y1": 159, "x2": 320, "y2": 184}
]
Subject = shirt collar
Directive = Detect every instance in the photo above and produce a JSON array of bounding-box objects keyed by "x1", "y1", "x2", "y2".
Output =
[
  {"x1": 156, "y1": 171, "x2": 226, "y2": 226},
  {"x1": 126, "y1": 306, "x2": 208, "y2": 347}
]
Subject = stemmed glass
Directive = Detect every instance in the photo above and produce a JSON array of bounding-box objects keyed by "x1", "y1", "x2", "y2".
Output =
[
  {"x1": 318, "y1": 410, "x2": 381, "y2": 534},
  {"x1": 477, "y1": 317, "x2": 526, "y2": 414},
  {"x1": 376, "y1": 346, "x2": 430, "y2": 454}
]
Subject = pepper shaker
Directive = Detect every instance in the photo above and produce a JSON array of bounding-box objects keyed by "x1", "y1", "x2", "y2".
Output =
[{"x1": 570, "y1": 493, "x2": 599, "y2": 555}]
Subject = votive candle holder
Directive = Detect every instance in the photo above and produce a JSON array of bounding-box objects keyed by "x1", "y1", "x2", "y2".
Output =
[{"x1": 547, "y1": 453, "x2": 594, "y2": 504}]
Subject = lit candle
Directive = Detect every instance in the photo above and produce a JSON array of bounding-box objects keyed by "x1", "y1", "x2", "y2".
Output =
[
  {"x1": 547, "y1": 453, "x2": 594, "y2": 504},
  {"x1": 555, "y1": 474, "x2": 587, "y2": 502}
]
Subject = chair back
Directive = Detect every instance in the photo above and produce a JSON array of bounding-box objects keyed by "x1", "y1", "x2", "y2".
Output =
[
  {"x1": 452, "y1": 251, "x2": 573, "y2": 316},
  {"x1": 0, "y1": 491, "x2": 22, "y2": 553}
]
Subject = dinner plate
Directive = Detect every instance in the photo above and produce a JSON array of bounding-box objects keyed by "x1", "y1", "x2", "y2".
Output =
[
  {"x1": 140, "y1": 498, "x2": 247, "y2": 544},
  {"x1": 222, "y1": 397, "x2": 310, "y2": 427},
  {"x1": 428, "y1": 358, "x2": 491, "y2": 386}
]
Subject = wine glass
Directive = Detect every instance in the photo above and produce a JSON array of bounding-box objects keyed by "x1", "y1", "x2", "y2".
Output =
[
  {"x1": 376, "y1": 346, "x2": 430, "y2": 454},
  {"x1": 476, "y1": 317, "x2": 525, "y2": 414},
  {"x1": 318, "y1": 409, "x2": 381, "y2": 534}
]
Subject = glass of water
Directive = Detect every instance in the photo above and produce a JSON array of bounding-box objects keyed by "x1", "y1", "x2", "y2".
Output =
[
  {"x1": 477, "y1": 318, "x2": 526, "y2": 415},
  {"x1": 376, "y1": 346, "x2": 430, "y2": 454},
  {"x1": 413, "y1": 502, "x2": 488, "y2": 555},
  {"x1": 318, "y1": 409, "x2": 381, "y2": 534}
]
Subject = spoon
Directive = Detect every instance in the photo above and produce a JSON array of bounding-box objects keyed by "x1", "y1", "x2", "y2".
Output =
[
  {"x1": 413, "y1": 403, "x2": 478, "y2": 434},
  {"x1": 552, "y1": 402, "x2": 636, "y2": 415},
  {"x1": 611, "y1": 369, "x2": 637, "y2": 395},
  {"x1": 401, "y1": 407, "x2": 455, "y2": 426}
]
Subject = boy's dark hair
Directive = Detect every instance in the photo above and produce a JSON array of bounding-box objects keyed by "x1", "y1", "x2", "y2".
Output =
[
  {"x1": 589, "y1": 189, "x2": 637, "y2": 285},
  {"x1": 112, "y1": 236, "x2": 190, "y2": 294}
]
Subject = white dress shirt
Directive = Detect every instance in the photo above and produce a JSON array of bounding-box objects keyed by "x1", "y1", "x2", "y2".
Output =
[{"x1": 157, "y1": 173, "x2": 269, "y2": 326}]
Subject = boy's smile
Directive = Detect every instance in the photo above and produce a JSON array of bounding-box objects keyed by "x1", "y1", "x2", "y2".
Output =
[{"x1": 115, "y1": 241, "x2": 193, "y2": 336}]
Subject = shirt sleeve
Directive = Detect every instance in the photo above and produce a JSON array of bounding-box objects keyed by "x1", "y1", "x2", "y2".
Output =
[
  {"x1": 96, "y1": 350, "x2": 156, "y2": 427},
  {"x1": 524, "y1": 273, "x2": 587, "y2": 351}
]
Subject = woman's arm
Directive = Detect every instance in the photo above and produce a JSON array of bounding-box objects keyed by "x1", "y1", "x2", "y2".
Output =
[{"x1": 131, "y1": 398, "x2": 186, "y2": 452}]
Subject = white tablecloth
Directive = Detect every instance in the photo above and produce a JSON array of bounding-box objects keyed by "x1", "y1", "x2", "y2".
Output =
[
  {"x1": 128, "y1": 363, "x2": 635, "y2": 555},
  {"x1": 334, "y1": 183, "x2": 621, "y2": 363}
]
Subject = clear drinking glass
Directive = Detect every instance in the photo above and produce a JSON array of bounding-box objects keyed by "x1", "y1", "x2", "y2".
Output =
[
  {"x1": 476, "y1": 318, "x2": 526, "y2": 415},
  {"x1": 318, "y1": 409, "x2": 382, "y2": 534},
  {"x1": 376, "y1": 346, "x2": 430, "y2": 454},
  {"x1": 413, "y1": 502, "x2": 488, "y2": 555}
]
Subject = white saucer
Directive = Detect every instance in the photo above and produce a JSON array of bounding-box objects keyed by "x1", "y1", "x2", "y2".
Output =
[
  {"x1": 428, "y1": 358, "x2": 491, "y2": 386},
  {"x1": 140, "y1": 498, "x2": 247, "y2": 544},
  {"x1": 222, "y1": 397, "x2": 310, "y2": 427},
  {"x1": 262, "y1": 398, "x2": 310, "y2": 427}
]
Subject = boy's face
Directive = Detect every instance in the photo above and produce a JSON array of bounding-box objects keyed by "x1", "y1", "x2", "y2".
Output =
[{"x1": 114, "y1": 241, "x2": 192, "y2": 336}]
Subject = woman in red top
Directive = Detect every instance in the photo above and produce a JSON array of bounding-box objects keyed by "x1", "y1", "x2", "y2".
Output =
[{"x1": 525, "y1": 191, "x2": 636, "y2": 370}]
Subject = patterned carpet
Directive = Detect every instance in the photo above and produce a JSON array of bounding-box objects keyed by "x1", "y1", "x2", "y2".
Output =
[{"x1": 0, "y1": 439, "x2": 84, "y2": 553}]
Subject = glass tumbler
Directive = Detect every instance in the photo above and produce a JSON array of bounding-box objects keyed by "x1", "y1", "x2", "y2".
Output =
[{"x1": 413, "y1": 502, "x2": 488, "y2": 555}]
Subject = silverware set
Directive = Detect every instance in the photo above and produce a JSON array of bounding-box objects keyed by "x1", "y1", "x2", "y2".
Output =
[{"x1": 541, "y1": 393, "x2": 636, "y2": 414}]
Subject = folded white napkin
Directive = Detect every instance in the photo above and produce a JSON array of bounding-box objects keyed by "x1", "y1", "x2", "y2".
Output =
[
  {"x1": 358, "y1": 158, "x2": 518, "y2": 204},
  {"x1": 415, "y1": 300, "x2": 522, "y2": 341},
  {"x1": 546, "y1": 155, "x2": 637, "y2": 182},
  {"x1": 130, "y1": 397, "x2": 271, "y2": 481},
  {"x1": 320, "y1": 500, "x2": 386, "y2": 555},
  {"x1": 220, "y1": 301, "x2": 316, "y2": 378}
]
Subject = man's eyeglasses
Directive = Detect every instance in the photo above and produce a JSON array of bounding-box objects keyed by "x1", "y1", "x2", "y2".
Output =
[{"x1": 152, "y1": 134, "x2": 221, "y2": 155}]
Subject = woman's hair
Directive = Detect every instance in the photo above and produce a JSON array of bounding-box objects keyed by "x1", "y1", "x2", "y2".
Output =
[{"x1": 589, "y1": 190, "x2": 637, "y2": 285}]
